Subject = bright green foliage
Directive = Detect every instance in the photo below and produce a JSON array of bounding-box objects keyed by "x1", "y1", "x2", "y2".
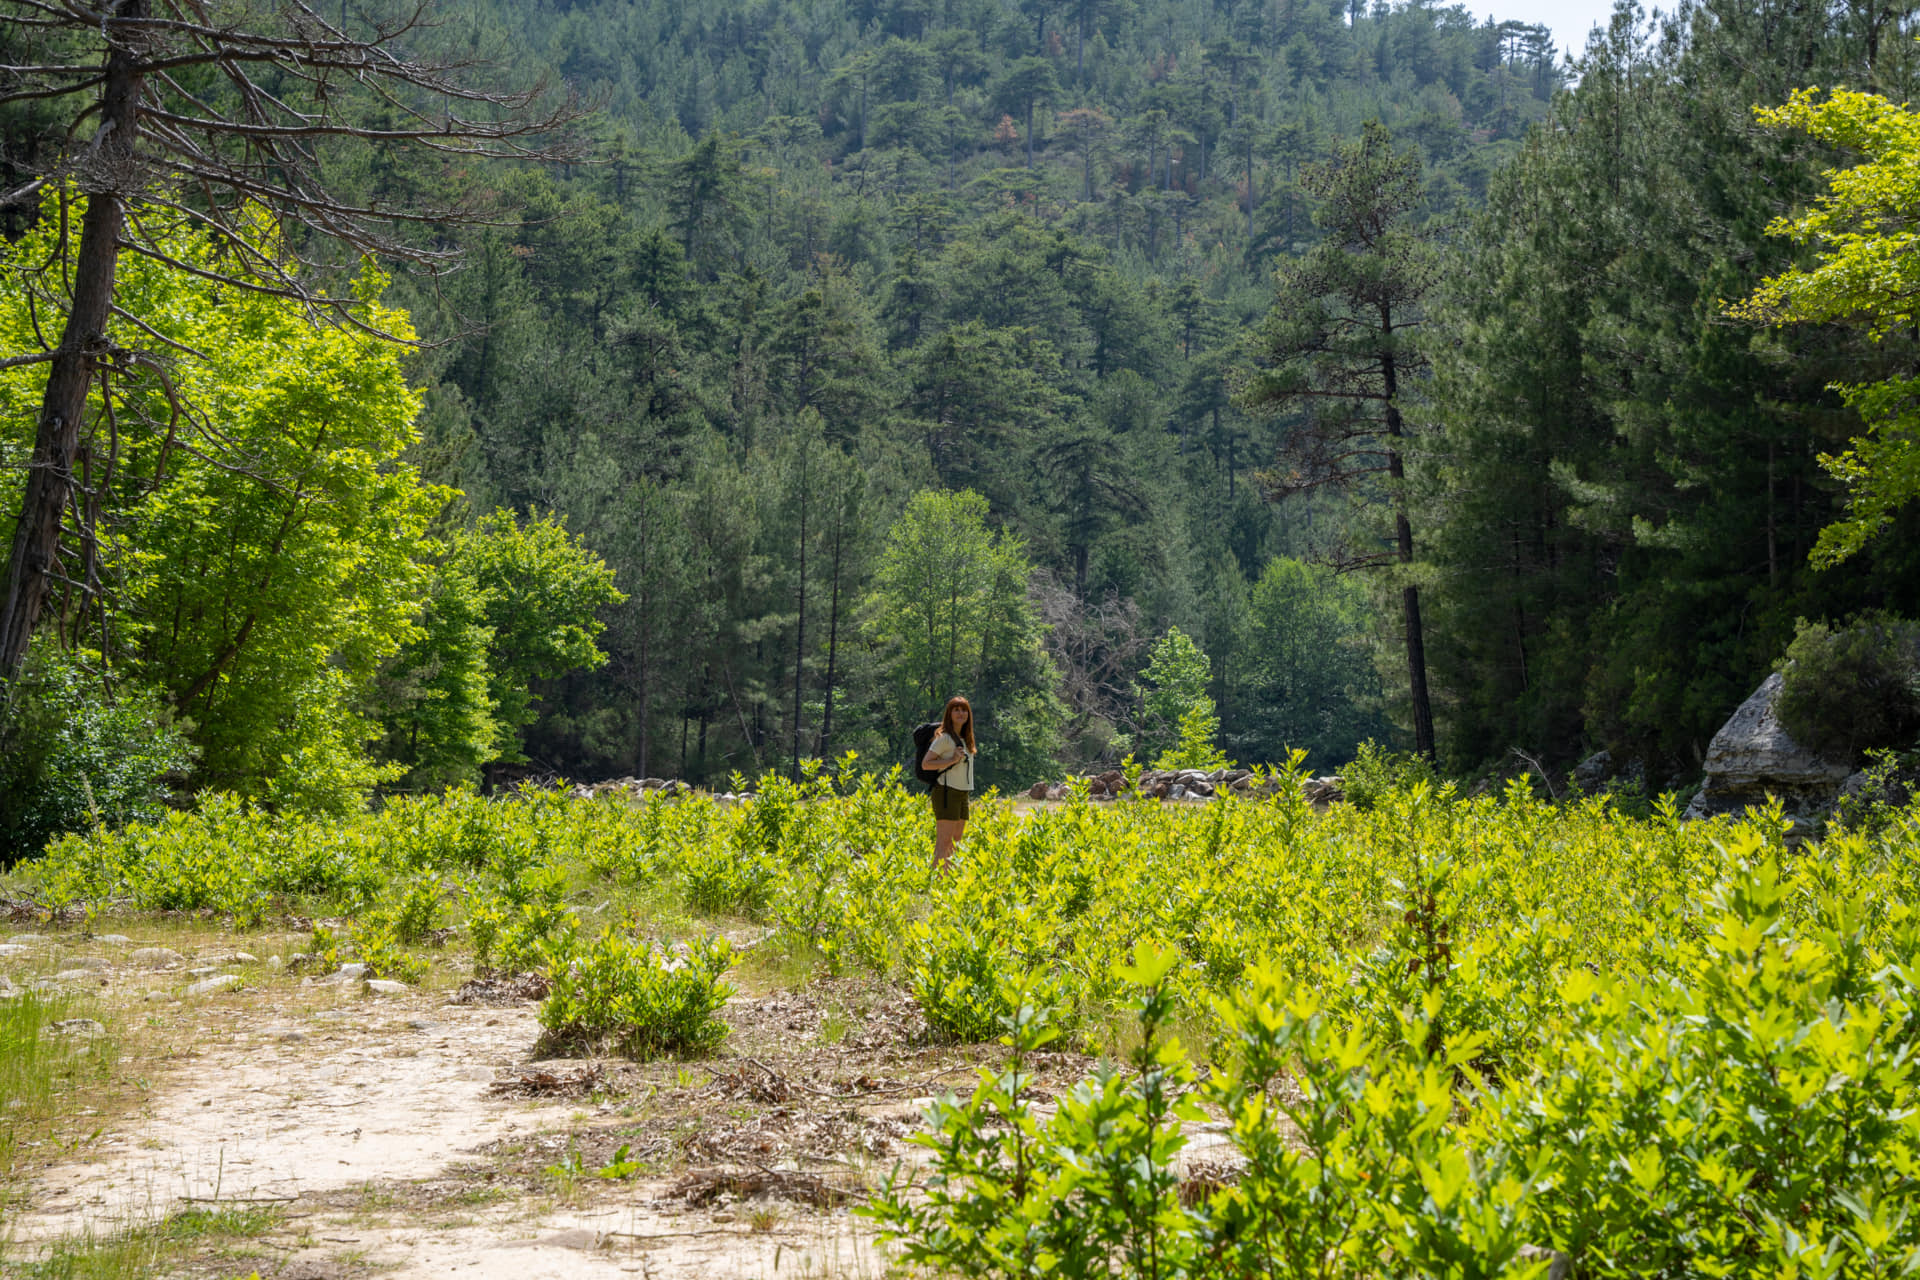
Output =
[
  {"x1": 1160, "y1": 706, "x2": 1230, "y2": 772},
  {"x1": 451, "y1": 509, "x2": 623, "y2": 758},
  {"x1": 376, "y1": 510, "x2": 622, "y2": 787},
  {"x1": 1133, "y1": 626, "x2": 1217, "y2": 766},
  {"x1": 1739, "y1": 90, "x2": 1920, "y2": 564},
  {"x1": 36, "y1": 756, "x2": 1920, "y2": 1277},
  {"x1": 865, "y1": 489, "x2": 1064, "y2": 788},
  {"x1": 537, "y1": 931, "x2": 734, "y2": 1060},
  {"x1": 0, "y1": 201, "x2": 436, "y2": 812},
  {"x1": 0, "y1": 640, "x2": 195, "y2": 864},
  {"x1": 1341, "y1": 738, "x2": 1439, "y2": 810},
  {"x1": 868, "y1": 948, "x2": 1205, "y2": 1277},
  {"x1": 876, "y1": 834, "x2": 1920, "y2": 1279},
  {"x1": 373, "y1": 557, "x2": 498, "y2": 793}
]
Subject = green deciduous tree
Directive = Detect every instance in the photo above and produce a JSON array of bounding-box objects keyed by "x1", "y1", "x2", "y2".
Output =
[
  {"x1": 866, "y1": 488, "x2": 1062, "y2": 787},
  {"x1": 1228, "y1": 557, "x2": 1389, "y2": 768},
  {"x1": 451, "y1": 509, "x2": 624, "y2": 766},
  {"x1": 1737, "y1": 89, "x2": 1920, "y2": 566},
  {"x1": 1131, "y1": 625, "x2": 1218, "y2": 766},
  {"x1": 0, "y1": 215, "x2": 443, "y2": 811}
]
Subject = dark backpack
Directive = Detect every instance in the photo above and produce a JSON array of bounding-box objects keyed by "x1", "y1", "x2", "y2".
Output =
[{"x1": 910, "y1": 721, "x2": 942, "y2": 789}]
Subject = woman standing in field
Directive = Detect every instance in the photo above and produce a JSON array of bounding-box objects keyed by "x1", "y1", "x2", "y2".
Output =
[{"x1": 921, "y1": 695, "x2": 976, "y2": 868}]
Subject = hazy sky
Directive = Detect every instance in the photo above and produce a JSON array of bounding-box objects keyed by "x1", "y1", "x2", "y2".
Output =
[{"x1": 1483, "y1": 0, "x2": 1629, "y2": 59}]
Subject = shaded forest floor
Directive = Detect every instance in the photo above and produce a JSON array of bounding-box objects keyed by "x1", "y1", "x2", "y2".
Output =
[{"x1": 0, "y1": 918, "x2": 1126, "y2": 1279}]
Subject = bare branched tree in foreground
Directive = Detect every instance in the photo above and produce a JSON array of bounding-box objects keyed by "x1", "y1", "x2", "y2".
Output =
[{"x1": 0, "y1": 0, "x2": 586, "y2": 675}]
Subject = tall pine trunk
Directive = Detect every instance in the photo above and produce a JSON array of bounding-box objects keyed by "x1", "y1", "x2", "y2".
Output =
[
  {"x1": 1382, "y1": 334, "x2": 1435, "y2": 758},
  {"x1": 0, "y1": 15, "x2": 145, "y2": 675}
]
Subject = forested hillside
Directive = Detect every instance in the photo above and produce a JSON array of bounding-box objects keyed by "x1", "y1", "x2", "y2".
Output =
[
  {"x1": 370, "y1": 0, "x2": 1565, "y2": 788},
  {"x1": 4, "y1": 0, "x2": 1920, "y2": 852}
]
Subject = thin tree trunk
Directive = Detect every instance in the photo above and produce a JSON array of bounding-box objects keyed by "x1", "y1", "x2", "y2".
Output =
[
  {"x1": 0, "y1": 20, "x2": 145, "y2": 675},
  {"x1": 820, "y1": 523, "x2": 843, "y2": 758},
  {"x1": 791, "y1": 452, "x2": 809, "y2": 781},
  {"x1": 1382, "y1": 328, "x2": 1434, "y2": 759}
]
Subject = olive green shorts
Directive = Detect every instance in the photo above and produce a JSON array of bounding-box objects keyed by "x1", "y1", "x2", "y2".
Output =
[{"x1": 930, "y1": 784, "x2": 971, "y2": 822}]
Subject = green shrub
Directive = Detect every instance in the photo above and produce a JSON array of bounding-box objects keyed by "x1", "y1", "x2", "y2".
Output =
[
  {"x1": 1777, "y1": 612, "x2": 1920, "y2": 762},
  {"x1": 873, "y1": 849, "x2": 1920, "y2": 1279},
  {"x1": 469, "y1": 863, "x2": 576, "y2": 972},
  {"x1": 1341, "y1": 737, "x2": 1437, "y2": 809},
  {"x1": 0, "y1": 643, "x2": 194, "y2": 866},
  {"x1": 537, "y1": 930, "x2": 734, "y2": 1059}
]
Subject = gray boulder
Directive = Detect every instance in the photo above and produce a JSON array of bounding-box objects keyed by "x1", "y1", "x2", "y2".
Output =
[
  {"x1": 1571, "y1": 750, "x2": 1614, "y2": 790},
  {"x1": 1684, "y1": 673, "x2": 1853, "y2": 821}
]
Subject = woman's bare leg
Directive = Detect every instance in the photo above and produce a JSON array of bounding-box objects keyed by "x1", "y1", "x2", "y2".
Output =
[{"x1": 934, "y1": 819, "x2": 959, "y2": 867}]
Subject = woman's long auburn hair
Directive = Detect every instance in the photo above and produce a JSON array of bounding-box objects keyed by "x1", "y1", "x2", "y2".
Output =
[{"x1": 940, "y1": 695, "x2": 977, "y2": 754}]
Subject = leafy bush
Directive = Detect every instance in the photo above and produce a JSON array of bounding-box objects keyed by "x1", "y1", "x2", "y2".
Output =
[
  {"x1": 1777, "y1": 613, "x2": 1920, "y2": 762},
  {"x1": 1341, "y1": 737, "x2": 1438, "y2": 809},
  {"x1": 874, "y1": 848, "x2": 1920, "y2": 1279},
  {"x1": 0, "y1": 643, "x2": 194, "y2": 865},
  {"x1": 469, "y1": 863, "x2": 576, "y2": 972},
  {"x1": 537, "y1": 930, "x2": 734, "y2": 1059}
]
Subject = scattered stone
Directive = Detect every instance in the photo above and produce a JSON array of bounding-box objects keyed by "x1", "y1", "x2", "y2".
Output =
[
  {"x1": 186, "y1": 974, "x2": 242, "y2": 996},
  {"x1": 52, "y1": 969, "x2": 106, "y2": 984},
  {"x1": 1169, "y1": 784, "x2": 1187, "y2": 801},
  {"x1": 90, "y1": 934, "x2": 131, "y2": 946},
  {"x1": 45, "y1": 1018, "x2": 105, "y2": 1038},
  {"x1": 500, "y1": 1228, "x2": 604, "y2": 1251},
  {"x1": 129, "y1": 947, "x2": 185, "y2": 969},
  {"x1": 1303, "y1": 776, "x2": 1346, "y2": 805},
  {"x1": 0, "y1": 944, "x2": 28, "y2": 959},
  {"x1": 186, "y1": 966, "x2": 218, "y2": 977},
  {"x1": 8, "y1": 934, "x2": 47, "y2": 945},
  {"x1": 61, "y1": 955, "x2": 112, "y2": 970},
  {"x1": 1684, "y1": 673, "x2": 1854, "y2": 822},
  {"x1": 405, "y1": 1019, "x2": 435, "y2": 1031},
  {"x1": 1028, "y1": 781, "x2": 1049, "y2": 800},
  {"x1": 334, "y1": 962, "x2": 368, "y2": 981},
  {"x1": 267, "y1": 955, "x2": 283, "y2": 969},
  {"x1": 204, "y1": 951, "x2": 258, "y2": 966},
  {"x1": 268, "y1": 1027, "x2": 307, "y2": 1043},
  {"x1": 366, "y1": 979, "x2": 409, "y2": 996},
  {"x1": 311, "y1": 1009, "x2": 356, "y2": 1022}
]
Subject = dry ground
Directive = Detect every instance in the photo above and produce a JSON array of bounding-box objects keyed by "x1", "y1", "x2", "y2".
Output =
[{"x1": 0, "y1": 918, "x2": 1117, "y2": 1280}]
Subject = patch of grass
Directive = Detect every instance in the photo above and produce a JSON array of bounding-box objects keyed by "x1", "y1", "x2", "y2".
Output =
[
  {"x1": 0, "y1": 991, "x2": 118, "y2": 1190},
  {"x1": 734, "y1": 930, "x2": 824, "y2": 994},
  {"x1": 8, "y1": 1233, "x2": 158, "y2": 1280},
  {"x1": 5, "y1": 1202, "x2": 281, "y2": 1279},
  {"x1": 153, "y1": 1203, "x2": 283, "y2": 1241}
]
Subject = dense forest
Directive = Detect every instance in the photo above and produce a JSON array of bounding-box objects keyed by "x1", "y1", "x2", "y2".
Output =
[{"x1": 1, "y1": 0, "x2": 1918, "y2": 855}]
